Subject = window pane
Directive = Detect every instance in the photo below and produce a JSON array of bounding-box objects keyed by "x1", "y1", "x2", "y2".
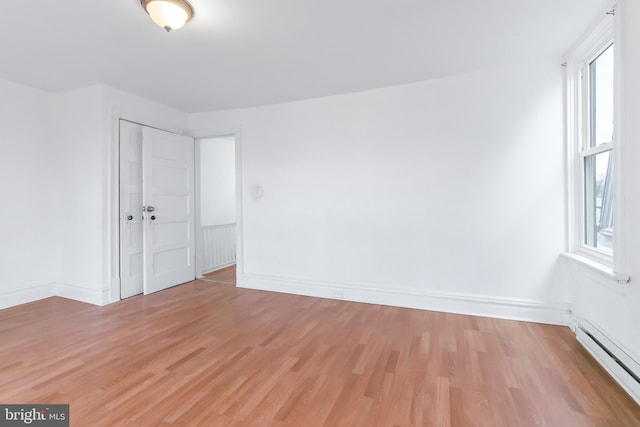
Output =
[
  {"x1": 589, "y1": 44, "x2": 614, "y2": 148},
  {"x1": 584, "y1": 150, "x2": 613, "y2": 250}
]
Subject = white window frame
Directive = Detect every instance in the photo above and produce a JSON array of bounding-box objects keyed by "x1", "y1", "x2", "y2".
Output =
[{"x1": 565, "y1": 12, "x2": 616, "y2": 267}]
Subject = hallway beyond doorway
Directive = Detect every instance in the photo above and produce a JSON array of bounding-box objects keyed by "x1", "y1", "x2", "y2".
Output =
[{"x1": 201, "y1": 264, "x2": 236, "y2": 285}]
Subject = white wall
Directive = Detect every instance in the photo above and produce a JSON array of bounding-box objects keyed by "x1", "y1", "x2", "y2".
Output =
[
  {"x1": 0, "y1": 79, "x2": 57, "y2": 308},
  {"x1": 0, "y1": 82, "x2": 189, "y2": 307},
  {"x1": 569, "y1": 0, "x2": 640, "y2": 366},
  {"x1": 190, "y1": 59, "x2": 570, "y2": 323},
  {"x1": 1, "y1": 6, "x2": 635, "y2": 365},
  {"x1": 102, "y1": 86, "x2": 190, "y2": 302},
  {"x1": 0, "y1": 5, "x2": 636, "y2": 401},
  {"x1": 200, "y1": 136, "x2": 236, "y2": 226},
  {"x1": 53, "y1": 86, "x2": 107, "y2": 304}
]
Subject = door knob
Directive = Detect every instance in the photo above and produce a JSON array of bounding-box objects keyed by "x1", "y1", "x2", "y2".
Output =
[
  {"x1": 127, "y1": 215, "x2": 133, "y2": 221},
  {"x1": 150, "y1": 215, "x2": 156, "y2": 221},
  {"x1": 146, "y1": 206, "x2": 155, "y2": 212}
]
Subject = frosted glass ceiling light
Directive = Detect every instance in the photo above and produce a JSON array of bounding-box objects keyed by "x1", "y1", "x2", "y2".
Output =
[{"x1": 141, "y1": 0, "x2": 194, "y2": 32}]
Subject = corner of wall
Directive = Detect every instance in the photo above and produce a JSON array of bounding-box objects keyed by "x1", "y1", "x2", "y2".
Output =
[{"x1": 55, "y1": 283, "x2": 111, "y2": 306}]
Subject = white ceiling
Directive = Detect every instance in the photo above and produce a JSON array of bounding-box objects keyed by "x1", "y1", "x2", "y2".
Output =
[{"x1": 1, "y1": 0, "x2": 609, "y2": 113}]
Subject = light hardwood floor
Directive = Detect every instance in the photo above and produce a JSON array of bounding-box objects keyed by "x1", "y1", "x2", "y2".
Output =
[
  {"x1": 202, "y1": 265, "x2": 237, "y2": 285},
  {"x1": 1, "y1": 281, "x2": 639, "y2": 426}
]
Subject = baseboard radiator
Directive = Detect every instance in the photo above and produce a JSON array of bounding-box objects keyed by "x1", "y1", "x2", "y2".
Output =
[
  {"x1": 202, "y1": 223, "x2": 236, "y2": 273},
  {"x1": 575, "y1": 321, "x2": 640, "y2": 405}
]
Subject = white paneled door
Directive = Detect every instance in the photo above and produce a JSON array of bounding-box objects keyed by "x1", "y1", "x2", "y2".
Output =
[
  {"x1": 142, "y1": 126, "x2": 195, "y2": 294},
  {"x1": 120, "y1": 121, "x2": 195, "y2": 298},
  {"x1": 119, "y1": 121, "x2": 144, "y2": 298}
]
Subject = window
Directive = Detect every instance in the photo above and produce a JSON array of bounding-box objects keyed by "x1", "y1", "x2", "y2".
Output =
[
  {"x1": 583, "y1": 44, "x2": 614, "y2": 252},
  {"x1": 567, "y1": 14, "x2": 615, "y2": 263}
]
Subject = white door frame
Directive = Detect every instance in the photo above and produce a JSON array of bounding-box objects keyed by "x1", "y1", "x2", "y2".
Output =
[
  {"x1": 108, "y1": 114, "x2": 244, "y2": 303},
  {"x1": 194, "y1": 132, "x2": 243, "y2": 282},
  {"x1": 119, "y1": 121, "x2": 145, "y2": 298}
]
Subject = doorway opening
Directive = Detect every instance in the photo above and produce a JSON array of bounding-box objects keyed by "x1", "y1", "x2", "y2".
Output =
[
  {"x1": 118, "y1": 120, "x2": 196, "y2": 298},
  {"x1": 197, "y1": 135, "x2": 237, "y2": 285}
]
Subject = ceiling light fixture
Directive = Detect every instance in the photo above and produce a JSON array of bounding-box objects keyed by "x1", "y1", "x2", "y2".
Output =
[{"x1": 141, "y1": 0, "x2": 194, "y2": 32}]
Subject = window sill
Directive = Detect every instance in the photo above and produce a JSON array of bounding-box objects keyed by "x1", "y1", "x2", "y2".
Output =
[{"x1": 561, "y1": 252, "x2": 630, "y2": 295}]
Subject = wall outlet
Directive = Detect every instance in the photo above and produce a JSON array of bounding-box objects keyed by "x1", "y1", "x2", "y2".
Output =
[{"x1": 331, "y1": 289, "x2": 344, "y2": 299}]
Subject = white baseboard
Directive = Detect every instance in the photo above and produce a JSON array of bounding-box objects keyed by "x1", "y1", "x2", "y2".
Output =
[
  {"x1": 573, "y1": 315, "x2": 640, "y2": 405},
  {"x1": 0, "y1": 273, "x2": 572, "y2": 327},
  {"x1": 0, "y1": 281, "x2": 56, "y2": 310},
  {"x1": 239, "y1": 273, "x2": 571, "y2": 325},
  {"x1": 56, "y1": 283, "x2": 111, "y2": 306},
  {"x1": 109, "y1": 276, "x2": 121, "y2": 304}
]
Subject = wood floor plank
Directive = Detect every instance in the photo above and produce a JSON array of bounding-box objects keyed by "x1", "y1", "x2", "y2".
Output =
[
  {"x1": 1, "y1": 280, "x2": 639, "y2": 426},
  {"x1": 202, "y1": 265, "x2": 237, "y2": 285}
]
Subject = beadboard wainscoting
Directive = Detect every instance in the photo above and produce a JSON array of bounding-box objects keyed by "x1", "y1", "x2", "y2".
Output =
[{"x1": 201, "y1": 223, "x2": 237, "y2": 274}]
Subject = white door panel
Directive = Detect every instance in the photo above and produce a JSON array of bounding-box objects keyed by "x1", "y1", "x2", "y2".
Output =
[
  {"x1": 142, "y1": 126, "x2": 195, "y2": 294},
  {"x1": 119, "y1": 121, "x2": 144, "y2": 298},
  {"x1": 120, "y1": 121, "x2": 195, "y2": 298}
]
